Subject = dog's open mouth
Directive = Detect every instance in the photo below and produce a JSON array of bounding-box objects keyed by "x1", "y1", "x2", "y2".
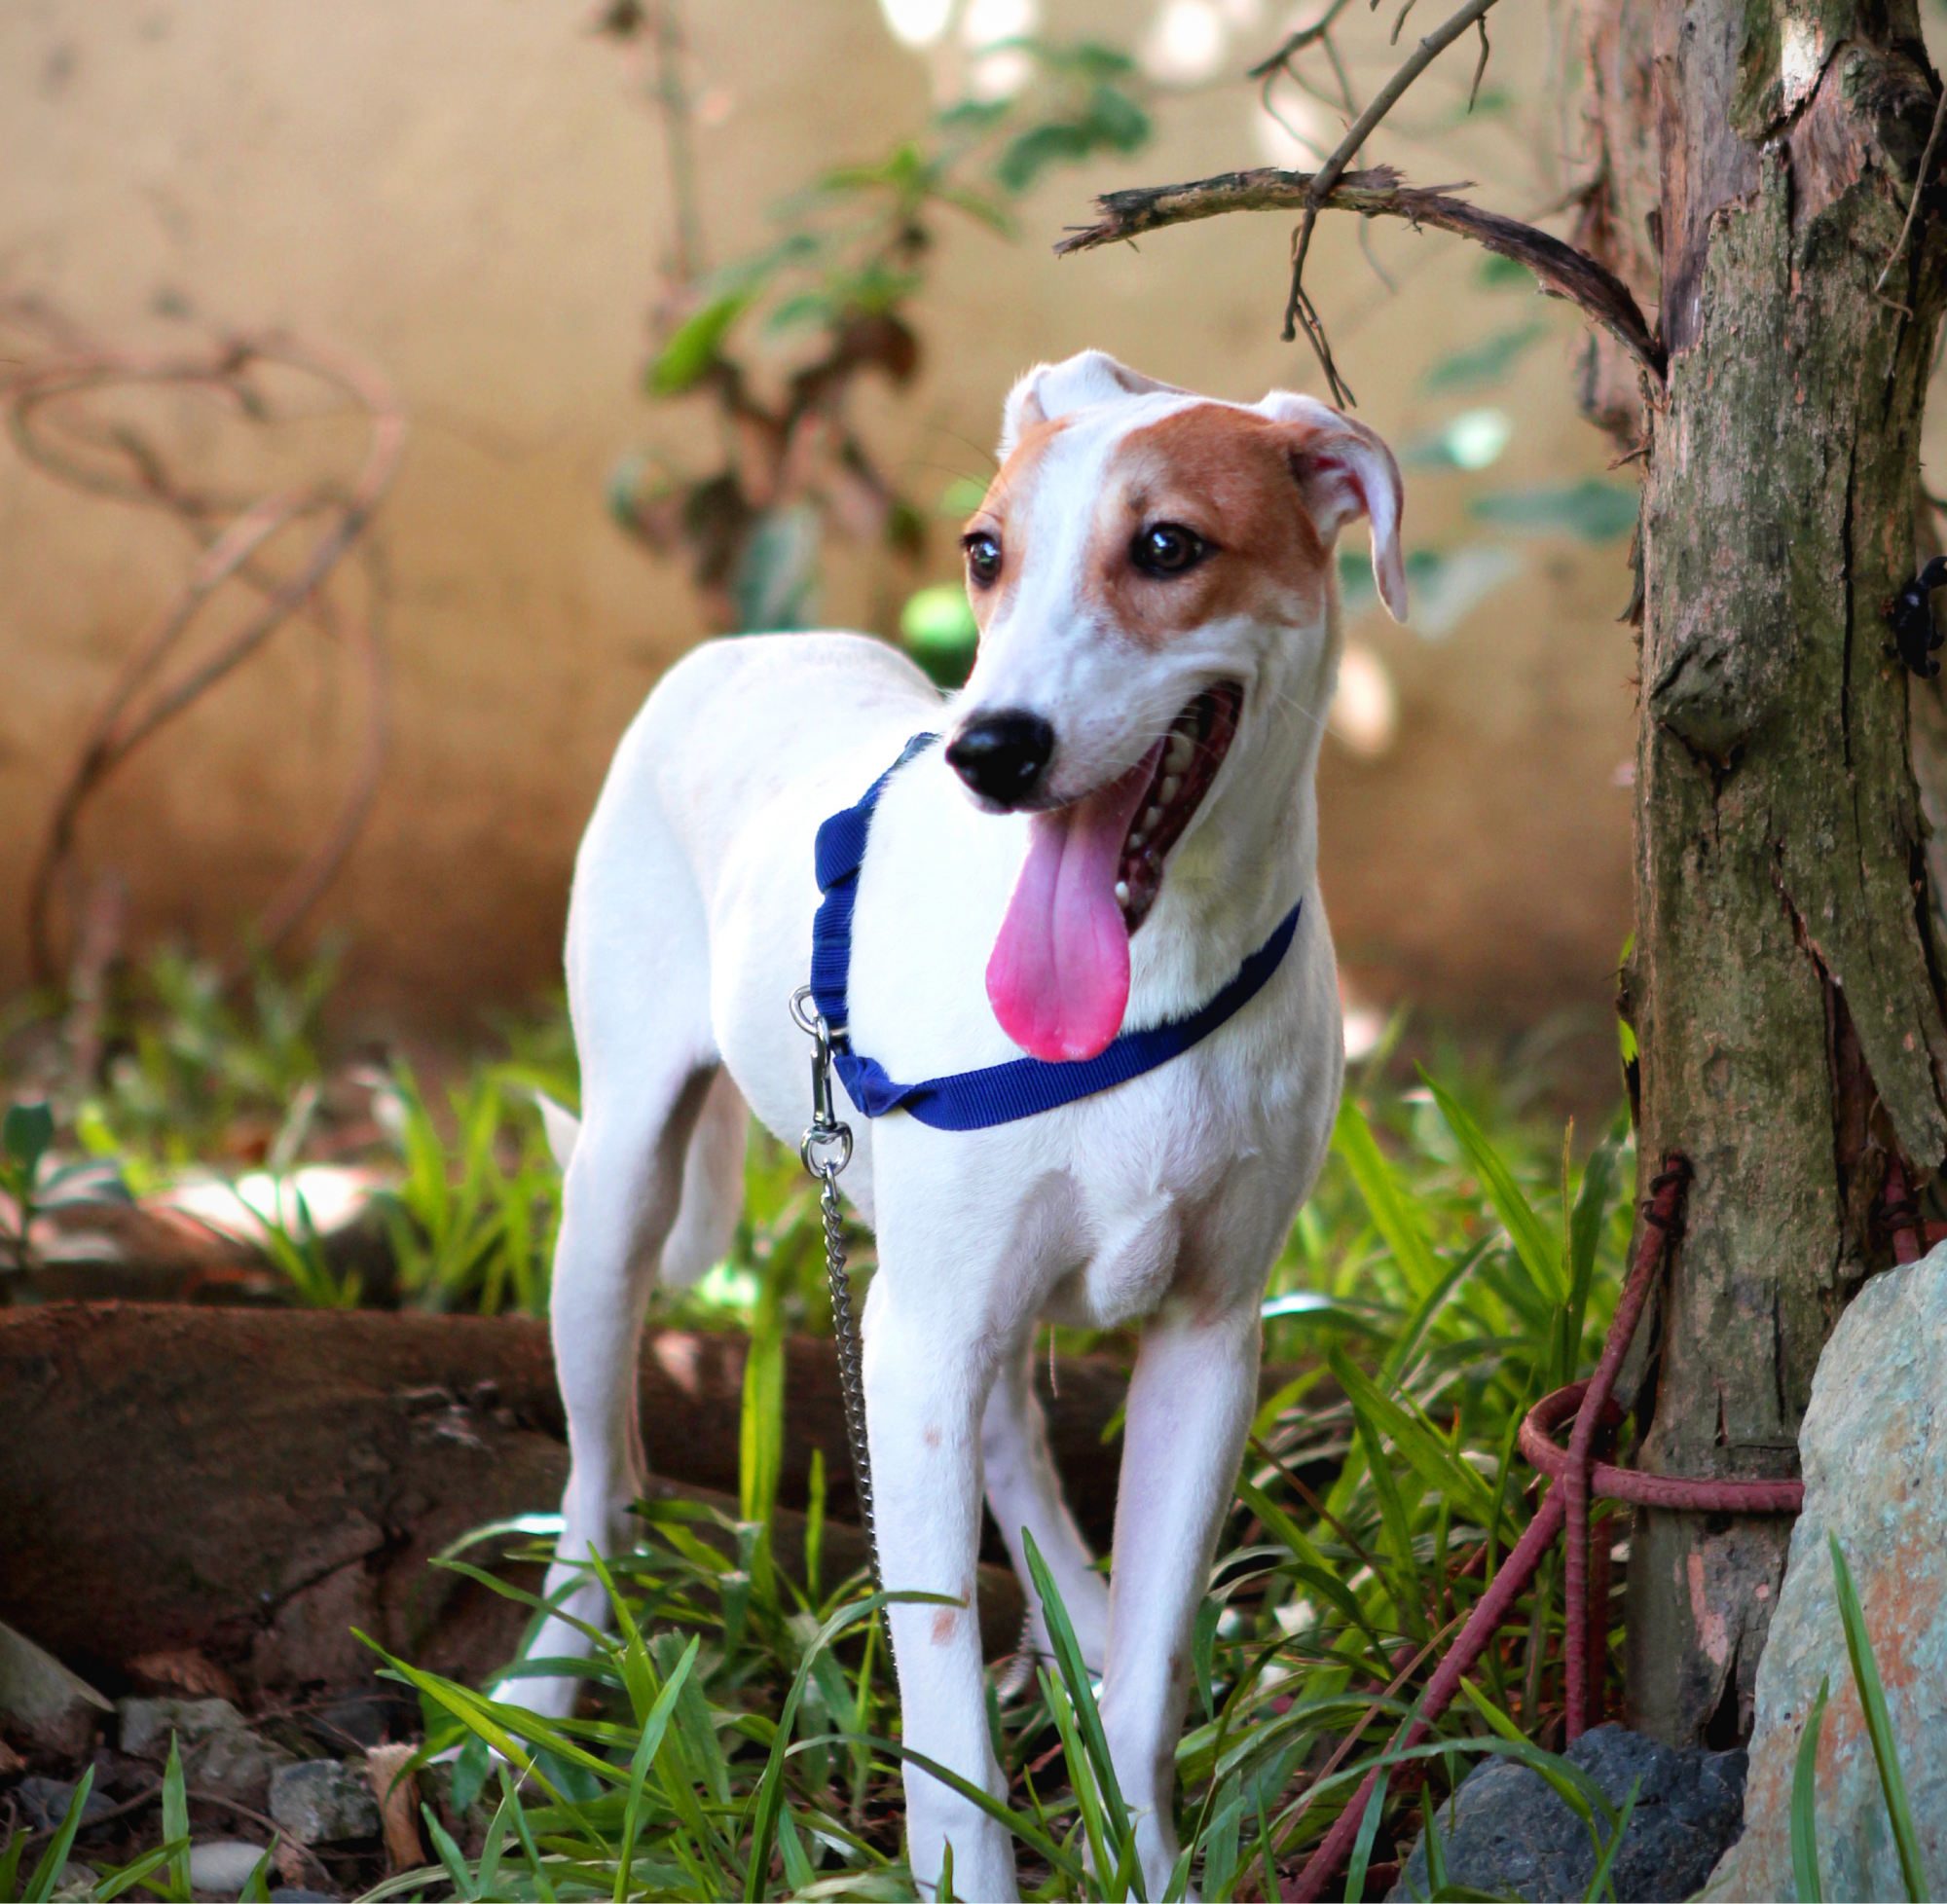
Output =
[
  {"x1": 985, "y1": 681, "x2": 1244, "y2": 1064},
  {"x1": 1114, "y1": 681, "x2": 1242, "y2": 935}
]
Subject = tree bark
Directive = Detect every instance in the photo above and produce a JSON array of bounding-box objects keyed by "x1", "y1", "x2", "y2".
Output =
[{"x1": 1611, "y1": 0, "x2": 1947, "y2": 1744}]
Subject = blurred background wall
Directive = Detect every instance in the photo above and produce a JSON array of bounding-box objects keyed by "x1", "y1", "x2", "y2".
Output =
[{"x1": 0, "y1": 0, "x2": 1645, "y2": 1050}]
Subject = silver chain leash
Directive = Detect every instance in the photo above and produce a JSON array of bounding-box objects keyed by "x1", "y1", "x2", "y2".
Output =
[{"x1": 790, "y1": 986, "x2": 884, "y2": 1612}]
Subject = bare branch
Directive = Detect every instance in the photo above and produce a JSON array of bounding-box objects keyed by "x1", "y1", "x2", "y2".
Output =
[
  {"x1": 1245, "y1": 0, "x2": 1361, "y2": 79},
  {"x1": 1055, "y1": 165, "x2": 1666, "y2": 387},
  {"x1": 1224, "y1": 0, "x2": 1508, "y2": 399}
]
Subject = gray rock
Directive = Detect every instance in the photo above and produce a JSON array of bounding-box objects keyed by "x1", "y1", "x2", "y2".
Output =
[
  {"x1": 16, "y1": 1775, "x2": 117, "y2": 1832},
  {"x1": 269, "y1": 1758, "x2": 381, "y2": 1845},
  {"x1": 118, "y1": 1695, "x2": 244, "y2": 1759},
  {"x1": 1707, "y1": 1247, "x2": 1947, "y2": 1900},
  {"x1": 118, "y1": 1694, "x2": 296, "y2": 1808},
  {"x1": 1388, "y1": 1724, "x2": 1746, "y2": 1902},
  {"x1": 187, "y1": 1839, "x2": 273, "y2": 1897},
  {"x1": 0, "y1": 1620, "x2": 111, "y2": 1756}
]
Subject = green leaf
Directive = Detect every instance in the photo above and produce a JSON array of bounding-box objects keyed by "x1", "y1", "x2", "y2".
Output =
[
  {"x1": 22, "y1": 1764, "x2": 94, "y2": 1903},
  {"x1": 1469, "y1": 479, "x2": 1639, "y2": 543},
  {"x1": 163, "y1": 1733, "x2": 191, "y2": 1899},
  {"x1": 1422, "y1": 321, "x2": 1545, "y2": 392},
  {"x1": 1424, "y1": 1073, "x2": 1564, "y2": 1305},
  {"x1": 1334, "y1": 1098, "x2": 1442, "y2": 1296},
  {"x1": 1581, "y1": 1776, "x2": 1639, "y2": 1902},
  {"x1": 1830, "y1": 1535, "x2": 1927, "y2": 1902},
  {"x1": 1343, "y1": 1770, "x2": 1389, "y2": 1901},
  {"x1": 1334, "y1": 1351, "x2": 1501, "y2": 1532},
  {"x1": 2, "y1": 1102, "x2": 53, "y2": 1173},
  {"x1": 1791, "y1": 1674, "x2": 1830, "y2": 1904},
  {"x1": 646, "y1": 294, "x2": 749, "y2": 397},
  {"x1": 1023, "y1": 1528, "x2": 1146, "y2": 1895}
]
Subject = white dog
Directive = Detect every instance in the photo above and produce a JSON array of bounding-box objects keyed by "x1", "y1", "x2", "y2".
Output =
[{"x1": 506, "y1": 350, "x2": 1405, "y2": 1899}]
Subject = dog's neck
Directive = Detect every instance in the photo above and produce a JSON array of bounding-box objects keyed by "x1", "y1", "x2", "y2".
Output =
[{"x1": 1128, "y1": 601, "x2": 1339, "y2": 1017}]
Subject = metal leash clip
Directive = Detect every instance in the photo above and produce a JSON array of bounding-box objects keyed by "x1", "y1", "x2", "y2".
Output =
[
  {"x1": 790, "y1": 985, "x2": 882, "y2": 1611},
  {"x1": 790, "y1": 984, "x2": 853, "y2": 1182}
]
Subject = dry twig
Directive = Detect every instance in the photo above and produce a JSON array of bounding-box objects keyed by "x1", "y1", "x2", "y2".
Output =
[
  {"x1": 1069, "y1": 0, "x2": 1667, "y2": 410},
  {"x1": 1057, "y1": 164, "x2": 1664, "y2": 398}
]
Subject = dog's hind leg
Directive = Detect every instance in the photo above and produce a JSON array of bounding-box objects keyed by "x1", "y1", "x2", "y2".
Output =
[
  {"x1": 981, "y1": 1334, "x2": 1110, "y2": 1674},
  {"x1": 490, "y1": 792, "x2": 722, "y2": 1720}
]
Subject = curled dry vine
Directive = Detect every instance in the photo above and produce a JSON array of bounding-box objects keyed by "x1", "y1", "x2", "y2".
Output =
[{"x1": 0, "y1": 298, "x2": 404, "y2": 987}]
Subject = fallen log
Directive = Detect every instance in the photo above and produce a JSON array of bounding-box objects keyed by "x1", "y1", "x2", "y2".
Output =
[{"x1": 0, "y1": 1304, "x2": 1315, "y2": 1701}]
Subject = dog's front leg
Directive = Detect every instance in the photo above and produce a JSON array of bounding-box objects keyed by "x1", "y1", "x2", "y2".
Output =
[
  {"x1": 1101, "y1": 1295, "x2": 1262, "y2": 1897},
  {"x1": 863, "y1": 1270, "x2": 1017, "y2": 1901}
]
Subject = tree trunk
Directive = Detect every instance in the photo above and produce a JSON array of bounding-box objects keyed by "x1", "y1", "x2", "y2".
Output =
[{"x1": 1591, "y1": 0, "x2": 1947, "y2": 1744}]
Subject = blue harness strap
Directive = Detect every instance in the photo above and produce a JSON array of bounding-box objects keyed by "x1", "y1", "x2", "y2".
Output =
[{"x1": 807, "y1": 732, "x2": 1303, "y2": 1133}]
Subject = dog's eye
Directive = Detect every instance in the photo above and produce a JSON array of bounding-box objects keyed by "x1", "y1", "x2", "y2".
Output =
[
  {"x1": 1131, "y1": 523, "x2": 1209, "y2": 577},
  {"x1": 964, "y1": 531, "x2": 1003, "y2": 588}
]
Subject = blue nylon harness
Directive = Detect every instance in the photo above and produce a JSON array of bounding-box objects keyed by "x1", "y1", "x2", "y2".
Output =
[{"x1": 806, "y1": 733, "x2": 1303, "y2": 1132}]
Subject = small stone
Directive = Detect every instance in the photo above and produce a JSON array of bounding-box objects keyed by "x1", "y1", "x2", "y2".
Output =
[
  {"x1": 1707, "y1": 1247, "x2": 1947, "y2": 1899},
  {"x1": 118, "y1": 1696, "x2": 243, "y2": 1760},
  {"x1": 1388, "y1": 1724, "x2": 1745, "y2": 1902},
  {"x1": 0, "y1": 1620, "x2": 112, "y2": 1757},
  {"x1": 117, "y1": 1695, "x2": 297, "y2": 1808},
  {"x1": 17, "y1": 1775, "x2": 117, "y2": 1832},
  {"x1": 188, "y1": 1839, "x2": 273, "y2": 1897},
  {"x1": 269, "y1": 1758, "x2": 382, "y2": 1844}
]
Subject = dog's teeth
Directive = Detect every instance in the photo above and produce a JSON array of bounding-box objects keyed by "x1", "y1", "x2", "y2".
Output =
[
  {"x1": 1160, "y1": 775, "x2": 1181, "y2": 806},
  {"x1": 1114, "y1": 880, "x2": 1130, "y2": 908},
  {"x1": 1165, "y1": 734, "x2": 1194, "y2": 774},
  {"x1": 1143, "y1": 804, "x2": 1164, "y2": 830}
]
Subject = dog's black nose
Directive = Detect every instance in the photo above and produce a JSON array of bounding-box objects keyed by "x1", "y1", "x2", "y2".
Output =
[{"x1": 946, "y1": 710, "x2": 1055, "y2": 807}]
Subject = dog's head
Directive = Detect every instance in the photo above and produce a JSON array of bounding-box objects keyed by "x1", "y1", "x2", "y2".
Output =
[{"x1": 946, "y1": 349, "x2": 1405, "y2": 1063}]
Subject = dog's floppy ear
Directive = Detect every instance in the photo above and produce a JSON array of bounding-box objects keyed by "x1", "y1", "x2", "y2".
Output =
[
  {"x1": 997, "y1": 350, "x2": 1186, "y2": 460},
  {"x1": 1257, "y1": 391, "x2": 1407, "y2": 623}
]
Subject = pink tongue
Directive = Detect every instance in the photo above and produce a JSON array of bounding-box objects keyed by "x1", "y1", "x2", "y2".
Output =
[{"x1": 986, "y1": 744, "x2": 1163, "y2": 1062}]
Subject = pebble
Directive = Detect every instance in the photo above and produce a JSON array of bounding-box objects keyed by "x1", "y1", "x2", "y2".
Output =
[
  {"x1": 118, "y1": 1695, "x2": 244, "y2": 1758},
  {"x1": 188, "y1": 1839, "x2": 273, "y2": 1896},
  {"x1": 16, "y1": 1774, "x2": 117, "y2": 1832},
  {"x1": 269, "y1": 1757, "x2": 381, "y2": 1844}
]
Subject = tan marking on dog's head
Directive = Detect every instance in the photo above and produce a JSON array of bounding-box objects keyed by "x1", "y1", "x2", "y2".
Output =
[
  {"x1": 961, "y1": 413, "x2": 1068, "y2": 630},
  {"x1": 923, "y1": 1424, "x2": 942, "y2": 1449},
  {"x1": 1084, "y1": 404, "x2": 1336, "y2": 649},
  {"x1": 930, "y1": 1606, "x2": 958, "y2": 1645}
]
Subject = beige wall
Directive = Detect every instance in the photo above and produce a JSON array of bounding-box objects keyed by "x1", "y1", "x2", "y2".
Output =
[{"x1": 0, "y1": 0, "x2": 1640, "y2": 1035}]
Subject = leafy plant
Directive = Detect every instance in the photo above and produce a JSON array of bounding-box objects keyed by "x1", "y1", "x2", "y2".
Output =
[
  {"x1": 373, "y1": 1060, "x2": 566, "y2": 1318},
  {"x1": 0, "y1": 1097, "x2": 127, "y2": 1289},
  {"x1": 604, "y1": 16, "x2": 1161, "y2": 667}
]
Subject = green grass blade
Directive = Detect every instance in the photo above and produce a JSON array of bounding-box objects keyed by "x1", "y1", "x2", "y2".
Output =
[
  {"x1": 1022, "y1": 1526, "x2": 1145, "y2": 1892},
  {"x1": 90, "y1": 1839, "x2": 192, "y2": 1902},
  {"x1": 1423, "y1": 1074, "x2": 1563, "y2": 1303},
  {"x1": 1791, "y1": 1673, "x2": 1829, "y2": 1904},
  {"x1": 424, "y1": 1804, "x2": 480, "y2": 1900},
  {"x1": 163, "y1": 1735, "x2": 192, "y2": 1899},
  {"x1": 1335, "y1": 1099, "x2": 1442, "y2": 1297},
  {"x1": 1420, "y1": 1784, "x2": 1447, "y2": 1895},
  {"x1": 22, "y1": 1765, "x2": 95, "y2": 1904},
  {"x1": 1580, "y1": 1776, "x2": 1638, "y2": 1903},
  {"x1": 1343, "y1": 1770, "x2": 1389, "y2": 1902},
  {"x1": 615, "y1": 1634, "x2": 699, "y2": 1900},
  {"x1": 1829, "y1": 1535, "x2": 1927, "y2": 1902}
]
